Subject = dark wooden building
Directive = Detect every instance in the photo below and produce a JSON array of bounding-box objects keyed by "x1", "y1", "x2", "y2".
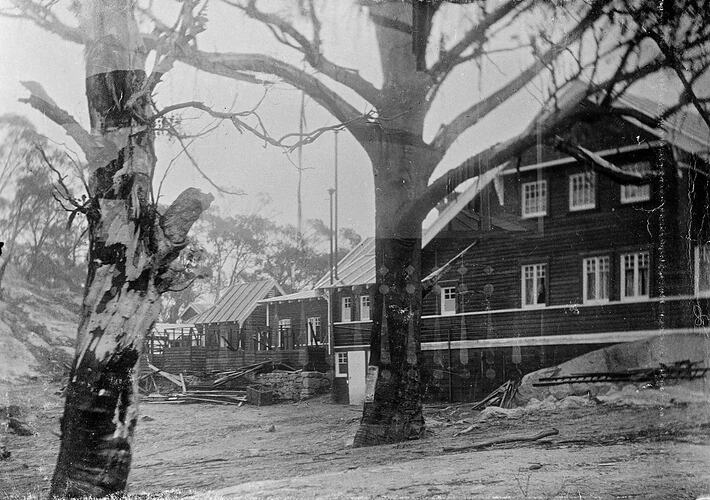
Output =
[{"x1": 330, "y1": 93, "x2": 710, "y2": 403}]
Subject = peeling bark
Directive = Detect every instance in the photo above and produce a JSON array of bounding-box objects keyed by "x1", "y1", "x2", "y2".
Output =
[{"x1": 46, "y1": 1, "x2": 212, "y2": 497}]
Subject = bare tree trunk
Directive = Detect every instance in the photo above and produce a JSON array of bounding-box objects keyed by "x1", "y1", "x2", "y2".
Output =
[
  {"x1": 354, "y1": 125, "x2": 431, "y2": 446},
  {"x1": 48, "y1": 1, "x2": 212, "y2": 496}
]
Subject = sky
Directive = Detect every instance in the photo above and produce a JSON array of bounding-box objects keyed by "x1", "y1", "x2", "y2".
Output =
[{"x1": 0, "y1": 1, "x2": 683, "y2": 239}]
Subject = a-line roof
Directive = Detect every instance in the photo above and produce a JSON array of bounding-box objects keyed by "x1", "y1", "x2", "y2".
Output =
[
  {"x1": 314, "y1": 237, "x2": 376, "y2": 289},
  {"x1": 193, "y1": 279, "x2": 283, "y2": 325}
]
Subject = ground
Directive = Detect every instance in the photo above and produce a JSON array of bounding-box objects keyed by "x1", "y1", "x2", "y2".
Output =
[{"x1": 2, "y1": 382, "x2": 709, "y2": 499}]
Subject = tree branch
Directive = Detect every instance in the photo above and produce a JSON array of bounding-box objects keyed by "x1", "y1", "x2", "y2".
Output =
[
  {"x1": 18, "y1": 81, "x2": 102, "y2": 161},
  {"x1": 174, "y1": 46, "x2": 371, "y2": 144},
  {"x1": 429, "y1": 0, "x2": 525, "y2": 77},
  {"x1": 222, "y1": 0, "x2": 381, "y2": 106},
  {"x1": 431, "y1": 0, "x2": 609, "y2": 152}
]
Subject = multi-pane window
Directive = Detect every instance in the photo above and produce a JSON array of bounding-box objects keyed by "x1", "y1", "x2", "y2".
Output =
[
  {"x1": 621, "y1": 252, "x2": 650, "y2": 300},
  {"x1": 583, "y1": 256, "x2": 610, "y2": 304},
  {"x1": 695, "y1": 245, "x2": 710, "y2": 296},
  {"x1": 277, "y1": 319, "x2": 291, "y2": 349},
  {"x1": 341, "y1": 296, "x2": 352, "y2": 322},
  {"x1": 307, "y1": 317, "x2": 321, "y2": 345},
  {"x1": 335, "y1": 352, "x2": 348, "y2": 377},
  {"x1": 359, "y1": 295, "x2": 371, "y2": 321},
  {"x1": 569, "y1": 172, "x2": 596, "y2": 211},
  {"x1": 441, "y1": 286, "x2": 457, "y2": 315},
  {"x1": 522, "y1": 180, "x2": 547, "y2": 218},
  {"x1": 522, "y1": 264, "x2": 546, "y2": 307},
  {"x1": 621, "y1": 162, "x2": 651, "y2": 203}
]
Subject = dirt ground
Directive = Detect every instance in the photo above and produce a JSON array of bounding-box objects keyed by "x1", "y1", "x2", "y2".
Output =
[{"x1": 2, "y1": 382, "x2": 710, "y2": 499}]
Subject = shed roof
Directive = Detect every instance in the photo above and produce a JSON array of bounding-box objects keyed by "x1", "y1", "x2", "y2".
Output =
[{"x1": 193, "y1": 279, "x2": 282, "y2": 325}]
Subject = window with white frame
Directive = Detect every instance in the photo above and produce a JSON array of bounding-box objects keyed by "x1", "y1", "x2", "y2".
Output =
[
  {"x1": 621, "y1": 162, "x2": 651, "y2": 203},
  {"x1": 307, "y1": 317, "x2": 321, "y2": 345},
  {"x1": 695, "y1": 245, "x2": 710, "y2": 296},
  {"x1": 335, "y1": 352, "x2": 348, "y2": 377},
  {"x1": 277, "y1": 319, "x2": 291, "y2": 349},
  {"x1": 522, "y1": 180, "x2": 547, "y2": 218},
  {"x1": 522, "y1": 263, "x2": 546, "y2": 307},
  {"x1": 583, "y1": 256, "x2": 610, "y2": 304},
  {"x1": 341, "y1": 296, "x2": 352, "y2": 322},
  {"x1": 441, "y1": 286, "x2": 457, "y2": 315},
  {"x1": 569, "y1": 172, "x2": 596, "y2": 211},
  {"x1": 621, "y1": 251, "x2": 650, "y2": 300},
  {"x1": 359, "y1": 295, "x2": 371, "y2": 321}
]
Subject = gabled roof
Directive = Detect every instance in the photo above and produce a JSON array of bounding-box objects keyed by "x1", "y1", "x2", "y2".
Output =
[
  {"x1": 613, "y1": 93, "x2": 709, "y2": 157},
  {"x1": 193, "y1": 279, "x2": 283, "y2": 325},
  {"x1": 314, "y1": 237, "x2": 376, "y2": 289}
]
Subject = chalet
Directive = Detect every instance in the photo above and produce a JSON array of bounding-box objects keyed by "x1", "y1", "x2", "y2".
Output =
[{"x1": 330, "y1": 93, "x2": 710, "y2": 403}]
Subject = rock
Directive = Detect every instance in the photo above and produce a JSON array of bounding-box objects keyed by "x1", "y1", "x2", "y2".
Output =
[
  {"x1": 141, "y1": 415, "x2": 155, "y2": 421},
  {"x1": 8, "y1": 418, "x2": 33, "y2": 436},
  {"x1": 0, "y1": 445, "x2": 10, "y2": 461},
  {"x1": 267, "y1": 424, "x2": 276, "y2": 433}
]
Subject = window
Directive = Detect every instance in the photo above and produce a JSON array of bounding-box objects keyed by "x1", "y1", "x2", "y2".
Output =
[
  {"x1": 621, "y1": 252, "x2": 650, "y2": 300},
  {"x1": 335, "y1": 352, "x2": 348, "y2": 377},
  {"x1": 522, "y1": 180, "x2": 547, "y2": 218},
  {"x1": 522, "y1": 264, "x2": 546, "y2": 307},
  {"x1": 341, "y1": 297, "x2": 352, "y2": 322},
  {"x1": 307, "y1": 317, "x2": 322, "y2": 345},
  {"x1": 621, "y1": 162, "x2": 651, "y2": 203},
  {"x1": 569, "y1": 172, "x2": 596, "y2": 211},
  {"x1": 277, "y1": 319, "x2": 291, "y2": 349},
  {"x1": 359, "y1": 295, "x2": 371, "y2": 321},
  {"x1": 583, "y1": 256, "x2": 610, "y2": 304},
  {"x1": 441, "y1": 286, "x2": 457, "y2": 315},
  {"x1": 695, "y1": 245, "x2": 710, "y2": 296}
]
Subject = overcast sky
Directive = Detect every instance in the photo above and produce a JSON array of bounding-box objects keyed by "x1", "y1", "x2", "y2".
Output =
[{"x1": 0, "y1": 1, "x2": 681, "y2": 239}]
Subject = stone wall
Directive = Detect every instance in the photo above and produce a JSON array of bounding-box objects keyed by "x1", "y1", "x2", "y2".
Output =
[{"x1": 255, "y1": 370, "x2": 331, "y2": 401}]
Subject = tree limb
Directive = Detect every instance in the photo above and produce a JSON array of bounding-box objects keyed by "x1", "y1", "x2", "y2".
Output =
[
  {"x1": 431, "y1": 0, "x2": 609, "y2": 152},
  {"x1": 18, "y1": 81, "x2": 102, "y2": 161},
  {"x1": 174, "y1": 46, "x2": 371, "y2": 144},
  {"x1": 222, "y1": 0, "x2": 381, "y2": 106},
  {"x1": 429, "y1": 0, "x2": 525, "y2": 77}
]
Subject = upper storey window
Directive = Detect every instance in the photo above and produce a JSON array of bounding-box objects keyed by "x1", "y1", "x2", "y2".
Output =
[
  {"x1": 621, "y1": 251, "x2": 650, "y2": 300},
  {"x1": 621, "y1": 162, "x2": 651, "y2": 204},
  {"x1": 522, "y1": 180, "x2": 547, "y2": 218},
  {"x1": 569, "y1": 172, "x2": 596, "y2": 211}
]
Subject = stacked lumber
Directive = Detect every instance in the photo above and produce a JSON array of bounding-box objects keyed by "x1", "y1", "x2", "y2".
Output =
[
  {"x1": 211, "y1": 361, "x2": 296, "y2": 388},
  {"x1": 144, "y1": 390, "x2": 247, "y2": 405},
  {"x1": 471, "y1": 379, "x2": 519, "y2": 410}
]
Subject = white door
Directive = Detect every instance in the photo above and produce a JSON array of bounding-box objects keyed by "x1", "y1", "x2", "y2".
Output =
[{"x1": 347, "y1": 350, "x2": 367, "y2": 406}]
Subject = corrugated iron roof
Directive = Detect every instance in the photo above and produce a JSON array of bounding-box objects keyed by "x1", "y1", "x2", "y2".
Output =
[
  {"x1": 314, "y1": 237, "x2": 376, "y2": 289},
  {"x1": 193, "y1": 279, "x2": 282, "y2": 325},
  {"x1": 259, "y1": 289, "x2": 322, "y2": 303}
]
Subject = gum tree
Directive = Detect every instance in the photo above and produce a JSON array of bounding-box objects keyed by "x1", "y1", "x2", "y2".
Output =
[
  {"x1": 16, "y1": 1, "x2": 212, "y2": 496},
  {"x1": 7, "y1": 0, "x2": 710, "y2": 459}
]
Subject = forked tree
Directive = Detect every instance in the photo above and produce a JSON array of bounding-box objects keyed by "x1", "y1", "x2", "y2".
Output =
[
  {"x1": 15, "y1": 1, "x2": 213, "y2": 496},
  {"x1": 4, "y1": 0, "x2": 710, "y2": 494}
]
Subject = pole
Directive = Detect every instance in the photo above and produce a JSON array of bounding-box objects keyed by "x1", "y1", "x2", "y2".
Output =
[
  {"x1": 334, "y1": 131, "x2": 339, "y2": 279},
  {"x1": 328, "y1": 188, "x2": 335, "y2": 285},
  {"x1": 297, "y1": 91, "x2": 306, "y2": 245}
]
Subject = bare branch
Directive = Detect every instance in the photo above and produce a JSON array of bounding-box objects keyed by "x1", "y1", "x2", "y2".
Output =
[
  {"x1": 431, "y1": 0, "x2": 609, "y2": 152},
  {"x1": 174, "y1": 46, "x2": 371, "y2": 144},
  {"x1": 155, "y1": 100, "x2": 366, "y2": 152},
  {"x1": 18, "y1": 81, "x2": 102, "y2": 161},
  {"x1": 552, "y1": 136, "x2": 651, "y2": 184},
  {"x1": 221, "y1": 0, "x2": 381, "y2": 106},
  {"x1": 429, "y1": 0, "x2": 527, "y2": 77}
]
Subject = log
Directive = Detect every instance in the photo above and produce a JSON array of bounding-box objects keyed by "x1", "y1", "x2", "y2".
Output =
[{"x1": 443, "y1": 428, "x2": 559, "y2": 453}]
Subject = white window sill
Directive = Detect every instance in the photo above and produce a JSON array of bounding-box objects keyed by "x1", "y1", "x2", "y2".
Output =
[
  {"x1": 521, "y1": 303, "x2": 547, "y2": 310},
  {"x1": 569, "y1": 204, "x2": 596, "y2": 211},
  {"x1": 582, "y1": 299, "x2": 610, "y2": 306},
  {"x1": 521, "y1": 212, "x2": 547, "y2": 219}
]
